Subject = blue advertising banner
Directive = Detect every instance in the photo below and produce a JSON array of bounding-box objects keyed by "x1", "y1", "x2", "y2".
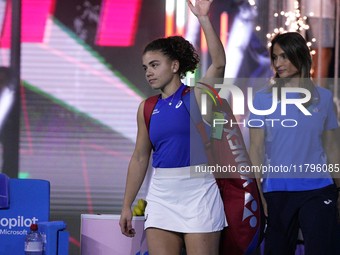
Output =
[{"x1": 0, "y1": 179, "x2": 50, "y2": 255}]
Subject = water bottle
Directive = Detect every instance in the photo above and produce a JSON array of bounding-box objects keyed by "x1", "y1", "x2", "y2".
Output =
[{"x1": 25, "y1": 224, "x2": 43, "y2": 255}]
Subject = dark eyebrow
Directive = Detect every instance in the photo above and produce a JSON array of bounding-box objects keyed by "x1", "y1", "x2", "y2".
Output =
[
  {"x1": 149, "y1": 60, "x2": 159, "y2": 65},
  {"x1": 143, "y1": 60, "x2": 160, "y2": 68},
  {"x1": 272, "y1": 52, "x2": 286, "y2": 58}
]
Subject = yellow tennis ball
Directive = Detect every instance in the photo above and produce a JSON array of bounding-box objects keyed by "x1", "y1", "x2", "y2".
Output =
[
  {"x1": 133, "y1": 205, "x2": 143, "y2": 216},
  {"x1": 137, "y1": 199, "x2": 147, "y2": 211}
]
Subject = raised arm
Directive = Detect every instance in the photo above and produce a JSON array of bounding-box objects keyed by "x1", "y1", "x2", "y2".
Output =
[
  {"x1": 187, "y1": 0, "x2": 226, "y2": 122},
  {"x1": 187, "y1": 0, "x2": 226, "y2": 79},
  {"x1": 119, "y1": 101, "x2": 153, "y2": 237}
]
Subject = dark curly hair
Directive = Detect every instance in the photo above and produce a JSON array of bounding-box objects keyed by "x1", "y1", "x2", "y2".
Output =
[{"x1": 143, "y1": 36, "x2": 200, "y2": 79}]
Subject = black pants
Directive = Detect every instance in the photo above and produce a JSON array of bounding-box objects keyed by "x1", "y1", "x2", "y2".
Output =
[{"x1": 264, "y1": 185, "x2": 337, "y2": 255}]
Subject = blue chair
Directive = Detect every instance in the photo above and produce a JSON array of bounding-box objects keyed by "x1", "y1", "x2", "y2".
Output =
[
  {"x1": 0, "y1": 174, "x2": 69, "y2": 255},
  {"x1": 38, "y1": 221, "x2": 69, "y2": 255},
  {"x1": 0, "y1": 173, "x2": 9, "y2": 208}
]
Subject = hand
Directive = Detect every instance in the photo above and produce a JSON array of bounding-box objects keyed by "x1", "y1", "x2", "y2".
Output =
[
  {"x1": 119, "y1": 207, "x2": 136, "y2": 237},
  {"x1": 186, "y1": 0, "x2": 213, "y2": 17}
]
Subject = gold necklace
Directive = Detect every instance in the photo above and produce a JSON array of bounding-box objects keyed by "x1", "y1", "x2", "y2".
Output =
[
  {"x1": 162, "y1": 84, "x2": 182, "y2": 105},
  {"x1": 163, "y1": 88, "x2": 179, "y2": 105},
  {"x1": 163, "y1": 94, "x2": 175, "y2": 105}
]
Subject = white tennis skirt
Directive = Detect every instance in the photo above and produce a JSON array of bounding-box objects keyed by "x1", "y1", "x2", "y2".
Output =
[{"x1": 144, "y1": 165, "x2": 227, "y2": 233}]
